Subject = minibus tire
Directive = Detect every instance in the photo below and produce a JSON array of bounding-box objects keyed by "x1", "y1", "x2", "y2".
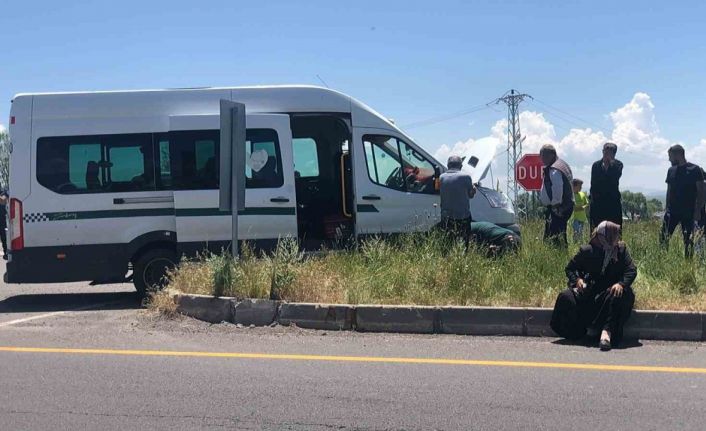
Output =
[{"x1": 133, "y1": 249, "x2": 177, "y2": 297}]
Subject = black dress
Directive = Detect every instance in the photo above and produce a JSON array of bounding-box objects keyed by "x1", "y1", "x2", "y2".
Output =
[
  {"x1": 589, "y1": 159, "x2": 623, "y2": 229},
  {"x1": 551, "y1": 243, "x2": 637, "y2": 344}
]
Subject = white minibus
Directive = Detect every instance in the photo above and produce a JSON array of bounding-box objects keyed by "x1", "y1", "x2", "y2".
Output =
[{"x1": 5, "y1": 86, "x2": 517, "y2": 294}]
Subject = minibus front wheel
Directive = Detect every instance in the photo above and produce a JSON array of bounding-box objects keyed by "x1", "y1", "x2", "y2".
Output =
[{"x1": 133, "y1": 248, "x2": 177, "y2": 297}]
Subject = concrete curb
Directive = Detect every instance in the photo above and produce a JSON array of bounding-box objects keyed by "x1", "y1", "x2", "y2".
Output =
[
  {"x1": 172, "y1": 294, "x2": 706, "y2": 342},
  {"x1": 624, "y1": 310, "x2": 703, "y2": 341},
  {"x1": 440, "y1": 307, "x2": 526, "y2": 336},
  {"x1": 233, "y1": 299, "x2": 279, "y2": 327},
  {"x1": 278, "y1": 303, "x2": 355, "y2": 330},
  {"x1": 175, "y1": 294, "x2": 233, "y2": 324},
  {"x1": 356, "y1": 305, "x2": 436, "y2": 334}
]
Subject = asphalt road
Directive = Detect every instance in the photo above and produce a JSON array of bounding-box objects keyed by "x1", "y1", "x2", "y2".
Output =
[{"x1": 1, "y1": 260, "x2": 706, "y2": 430}]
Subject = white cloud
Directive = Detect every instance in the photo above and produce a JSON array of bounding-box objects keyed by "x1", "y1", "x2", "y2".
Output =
[
  {"x1": 434, "y1": 137, "x2": 478, "y2": 164},
  {"x1": 609, "y1": 92, "x2": 671, "y2": 155},
  {"x1": 489, "y1": 112, "x2": 607, "y2": 158},
  {"x1": 559, "y1": 128, "x2": 607, "y2": 156},
  {"x1": 0, "y1": 124, "x2": 5, "y2": 133},
  {"x1": 689, "y1": 138, "x2": 706, "y2": 161},
  {"x1": 432, "y1": 92, "x2": 699, "y2": 193}
]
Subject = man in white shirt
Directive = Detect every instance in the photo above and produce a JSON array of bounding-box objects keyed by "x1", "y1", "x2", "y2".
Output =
[{"x1": 539, "y1": 145, "x2": 575, "y2": 247}]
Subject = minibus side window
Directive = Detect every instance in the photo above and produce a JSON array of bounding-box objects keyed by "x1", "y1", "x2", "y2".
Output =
[
  {"x1": 163, "y1": 130, "x2": 220, "y2": 190},
  {"x1": 292, "y1": 138, "x2": 320, "y2": 178},
  {"x1": 245, "y1": 129, "x2": 284, "y2": 189},
  {"x1": 68, "y1": 143, "x2": 101, "y2": 189},
  {"x1": 363, "y1": 135, "x2": 438, "y2": 194},
  {"x1": 37, "y1": 134, "x2": 155, "y2": 194},
  {"x1": 157, "y1": 139, "x2": 172, "y2": 189},
  {"x1": 362, "y1": 135, "x2": 405, "y2": 191},
  {"x1": 399, "y1": 141, "x2": 438, "y2": 195},
  {"x1": 159, "y1": 129, "x2": 283, "y2": 190}
]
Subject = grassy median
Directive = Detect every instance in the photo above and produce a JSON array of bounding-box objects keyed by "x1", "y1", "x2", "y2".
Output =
[{"x1": 159, "y1": 220, "x2": 706, "y2": 311}]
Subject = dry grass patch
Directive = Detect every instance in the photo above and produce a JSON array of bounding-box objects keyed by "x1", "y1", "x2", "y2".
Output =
[
  {"x1": 160, "y1": 220, "x2": 706, "y2": 311},
  {"x1": 146, "y1": 289, "x2": 179, "y2": 318}
]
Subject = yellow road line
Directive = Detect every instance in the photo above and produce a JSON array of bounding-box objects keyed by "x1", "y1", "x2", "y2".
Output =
[{"x1": 1, "y1": 346, "x2": 705, "y2": 374}]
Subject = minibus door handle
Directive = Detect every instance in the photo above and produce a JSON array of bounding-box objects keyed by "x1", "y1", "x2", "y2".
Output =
[
  {"x1": 362, "y1": 195, "x2": 381, "y2": 201},
  {"x1": 270, "y1": 197, "x2": 290, "y2": 203}
]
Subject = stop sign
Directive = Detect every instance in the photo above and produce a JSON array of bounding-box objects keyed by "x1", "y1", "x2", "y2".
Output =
[{"x1": 515, "y1": 154, "x2": 544, "y2": 191}]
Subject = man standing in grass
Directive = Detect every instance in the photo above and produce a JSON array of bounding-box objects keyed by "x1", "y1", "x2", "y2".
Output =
[
  {"x1": 697, "y1": 167, "x2": 706, "y2": 257},
  {"x1": 590, "y1": 142, "x2": 623, "y2": 229},
  {"x1": 0, "y1": 187, "x2": 7, "y2": 259},
  {"x1": 660, "y1": 144, "x2": 705, "y2": 257},
  {"x1": 570, "y1": 179, "x2": 589, "y2": 242},
  {"x1": 439, "y1": 155, "x2": 476, "y2": 245},
  {"x1": 539, "y1": 145, "x2": 574, "y2": 247}
]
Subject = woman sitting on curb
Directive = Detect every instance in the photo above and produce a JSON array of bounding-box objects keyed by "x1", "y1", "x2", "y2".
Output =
[{"x1": 550, "y1": 221, "x2": 637, "y2": 350}]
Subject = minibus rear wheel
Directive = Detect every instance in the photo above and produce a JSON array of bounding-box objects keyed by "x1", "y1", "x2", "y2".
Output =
[{"x1": 133, "y1": 248, "x2": 177, "y2": 297}]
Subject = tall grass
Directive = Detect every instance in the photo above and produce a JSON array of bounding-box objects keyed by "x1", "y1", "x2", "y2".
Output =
[{"x1": 165, "y1": 220, "x2": 706, "y2": 311}]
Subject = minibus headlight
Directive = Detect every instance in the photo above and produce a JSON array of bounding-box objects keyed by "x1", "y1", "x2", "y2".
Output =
[{"x1": 478, "y1": 188, "x2": 510, "y2": 209}]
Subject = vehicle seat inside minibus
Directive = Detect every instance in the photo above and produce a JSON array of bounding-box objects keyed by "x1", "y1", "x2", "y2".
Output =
[
  {"x1": 199, "y1": 156, "x2": 218, "y2": 188},
  {"x1": 86, "y1": 161, "x2": 101, "y2": 190}
]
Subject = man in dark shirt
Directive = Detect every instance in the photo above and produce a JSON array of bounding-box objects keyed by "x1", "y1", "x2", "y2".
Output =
[
  {"x1": 660, "y1": 145, "x2": 705, "y2": 257},
  {"x1": 589, "y1": 142, "x2": 624, "y2": 229},
  {"x1": 700, "y1": 167, "x2": 706, "y2": 229},
  {"x1": 0, "y1": 188, "x2": 7, "y2": 260},
  {"x1": 439, "y1": 155, "x2": 476, "y2": 246}
]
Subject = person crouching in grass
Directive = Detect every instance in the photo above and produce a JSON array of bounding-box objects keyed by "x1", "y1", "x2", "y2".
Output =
[
  {"x1": 469, "y1": 221, "x2": 521, "y2": 256},
  {"x1": 550, "y1": 221, "x2": 637, "y2": 351},
  {"x1": 570, "y1": 178, "x2": 589, "y2": 243}
]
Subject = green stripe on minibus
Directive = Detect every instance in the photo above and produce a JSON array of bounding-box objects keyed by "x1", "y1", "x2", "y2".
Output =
[{"x1": 42, "y1": 207, "x2": 296, "y2": 221}]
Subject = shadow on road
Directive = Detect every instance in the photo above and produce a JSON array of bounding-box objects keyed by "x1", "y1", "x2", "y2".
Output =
[
  {"x1": 551, "y1": 338, "x2": 644, "y2": 350},
  {"x1": 0, "y1": 292, "x2": 142, "y2": 314}
]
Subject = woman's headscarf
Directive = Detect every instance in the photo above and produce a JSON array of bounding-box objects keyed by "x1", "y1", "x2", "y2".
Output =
[{"x1": 590, "y1": 221, "x2": 621, "y2": 274}]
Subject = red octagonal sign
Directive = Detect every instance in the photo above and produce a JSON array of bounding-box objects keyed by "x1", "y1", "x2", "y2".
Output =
[{"x1": 515, "y1": 154, "x2": 544, "y2": 191}]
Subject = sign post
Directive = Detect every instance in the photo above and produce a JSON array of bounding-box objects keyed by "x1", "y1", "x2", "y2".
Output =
[
  {"x1": 219, "y1": 100, "x2": 246, "y2": 257},
  {"x1": 515, "y1": 153, "x2": 544, "y2": 192}
]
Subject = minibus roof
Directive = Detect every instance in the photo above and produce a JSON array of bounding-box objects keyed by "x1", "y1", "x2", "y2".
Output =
[{"x1": 12, "y1": 85, "x2": 438, "y2": 166}]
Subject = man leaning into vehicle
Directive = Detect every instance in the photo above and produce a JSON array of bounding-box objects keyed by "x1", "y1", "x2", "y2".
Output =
[{"x1": 439, "y1": 155, "x2": 476, "y2": 246}]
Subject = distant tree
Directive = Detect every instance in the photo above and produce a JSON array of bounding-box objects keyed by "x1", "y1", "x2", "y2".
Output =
[
  {"x1": 646, "y1": 198, "x2": 664, "y2": 217},
  {"x1": 0, "y1": 130, "x2": 9, "y2": 189},
  {"x1": 621, "y1": 190, "x2": 660, "y2": 220}
]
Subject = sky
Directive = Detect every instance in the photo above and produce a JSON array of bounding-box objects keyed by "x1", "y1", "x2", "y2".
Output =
[{"x1": 2, "y1": 0, "x2": 705, "y2": 194}]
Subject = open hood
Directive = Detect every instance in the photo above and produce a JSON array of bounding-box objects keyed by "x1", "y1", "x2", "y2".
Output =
[{"x1": 459, "y1": 137, "x2": 497, "y2": 184}]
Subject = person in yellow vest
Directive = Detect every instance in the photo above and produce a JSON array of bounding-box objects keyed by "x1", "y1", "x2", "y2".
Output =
[{"x1": 570, "y1": 179, "x2": 589, "y2": 242}]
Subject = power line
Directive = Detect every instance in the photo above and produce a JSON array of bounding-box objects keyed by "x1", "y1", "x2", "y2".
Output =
[
  {"x1": 531, "y1": 98, "x2": 612, "y2": 136},
  {"x1": 401, "y1": 102, "x2": 494, "y2": 130},
  {"x1": 526, "y1": 101, "x2": 599, "y2": 133}
]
